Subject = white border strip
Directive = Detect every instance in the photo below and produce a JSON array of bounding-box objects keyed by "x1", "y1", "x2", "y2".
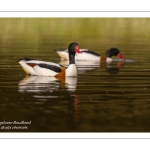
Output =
[
  {"x1": 0, "y1": 12, "x2": 150, "y2": 17},
  {"x1": 0, "y1": 133, "x2": 150, "y2": 139},
  {"x1": 0, "y1": 0, "x2": 149, "y2": 12}
]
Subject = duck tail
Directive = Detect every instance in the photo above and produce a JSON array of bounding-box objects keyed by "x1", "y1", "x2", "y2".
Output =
[{"x1": 17, "y1": 57, "x2": 35, "y2": 63}]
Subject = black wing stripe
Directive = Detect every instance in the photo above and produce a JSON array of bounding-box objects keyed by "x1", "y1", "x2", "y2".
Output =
[
  {"x1": 82, "y1": 50, "x2": 100, "y2": 56},
  {"x1": 38, "y1": 63, "x2": 61, "y2": 73}
]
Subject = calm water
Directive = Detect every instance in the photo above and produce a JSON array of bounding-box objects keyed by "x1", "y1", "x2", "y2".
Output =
[{"x1": 1, "y1": 18, "x2": 150, "y2": 132}]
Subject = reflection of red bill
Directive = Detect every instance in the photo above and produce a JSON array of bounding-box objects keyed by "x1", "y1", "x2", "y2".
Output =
[
  {"x1": 117, "y1": 61, "x2": 124, "y2": 67},
  {"x1": 118, "y1": 53, "x2": 124, "y2": 59},
  {"x1": 74, "y1": 94, "x2": 79, "y2": 105}
]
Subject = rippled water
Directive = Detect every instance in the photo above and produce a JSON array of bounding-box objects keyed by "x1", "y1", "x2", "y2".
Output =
[{"x1": 1, "y1": 40, "x2": 150, "y2": 132}]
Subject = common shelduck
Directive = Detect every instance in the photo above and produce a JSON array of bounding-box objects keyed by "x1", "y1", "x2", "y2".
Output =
[
  {"x1": 54, "y1": 47, "x2": 124, "y2": 62},
  {"x1": 18, "y1": 42, "x2": 81, "y2": 77}
]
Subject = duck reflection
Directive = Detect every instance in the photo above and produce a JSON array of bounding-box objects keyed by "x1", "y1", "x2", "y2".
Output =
[
  {"x1": 18, "y1": 75, "x2": 77, "y2": 93},
  {"x1": 59, "y1": 59, "x2": 125, "y2": 75},
  {"x1": 106, "y1": 58, "x2": 137, "y2": 74},
  {"x1": 18, "y1": 75, "x2": 80, "y2": 122},
  {"x1": 58, "y1": 59, "x2": 100, "y2": 74},
  {"x1": 68, "y1": 92, "x2": 80, "y2": 122},
  {"x1": 59, "y1": 58, "x2": 137, "y2": 77},
  {"x1": 106, "y1": 60, "x2": 125, "y2": 74}
]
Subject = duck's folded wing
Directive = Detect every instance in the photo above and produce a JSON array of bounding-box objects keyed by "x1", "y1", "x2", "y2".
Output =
[
  {"x1": 25, "y1": 59, "x2": 61, "y2": 67},
  {"x1": 18, "y1": 58, "x2": 63, "y2": 76},
  {"x1": 28, "y1": 63, "x2": 62, "y2": 76},
  {"x1": 54, "y1": 49, "x2": 100, "y2": 60},
  {"x1": 75, "y1": 49, "x2": 100, "y2": 61},
  {"x1": 36, "y1": 63, "x2": 61, "y2": 72},
  {"x1": 80, "y1": 49, "x2": 100, "y2": 56}
]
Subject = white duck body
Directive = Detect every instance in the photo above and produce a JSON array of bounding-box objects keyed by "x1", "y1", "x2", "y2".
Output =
[
  {"x1": 65, "y1": 64, "x2": 77, "y2": 76},
  {"x1": 18, "y1": 59, "x2": 78, "y2": 77},
  {"x1": 18, "y1": 42, "x2": 81, "y2": 77},
  {"x1": 55, "y1": 49, "x2": 100, "y2": 61},
  {"x1": 18, "y1": 59, "x2": 61, "y2": 76},
  {"x1": 55, "y1": 48, "x2": 125, "y2": 62}
]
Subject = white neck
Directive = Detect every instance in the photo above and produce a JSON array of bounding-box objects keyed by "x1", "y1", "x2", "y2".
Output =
[
  {"x1": 66, "y1": 64, "x2": 77, "y2": 76},
  {"x1": 106, "y1": 57, "x2": 112, "y2": 63}
]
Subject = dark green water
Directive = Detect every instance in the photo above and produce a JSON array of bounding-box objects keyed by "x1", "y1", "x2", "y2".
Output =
[{"x1": 0, "y1": 18, "x2": 150, "y2": 132}]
